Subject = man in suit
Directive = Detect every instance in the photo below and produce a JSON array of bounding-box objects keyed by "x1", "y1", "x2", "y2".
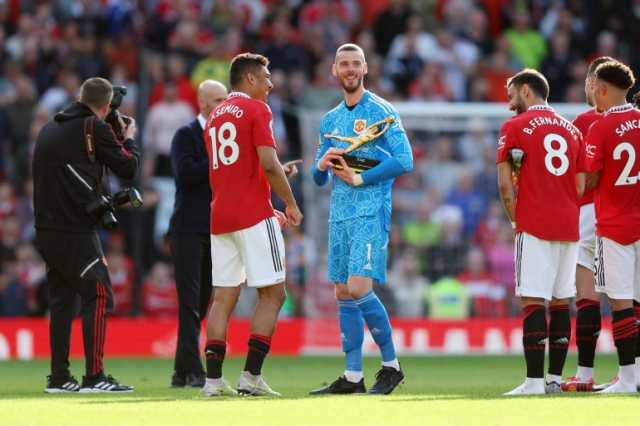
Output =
[{"x1": 169, "y1": 80, "x2": 227, "y2": 387}]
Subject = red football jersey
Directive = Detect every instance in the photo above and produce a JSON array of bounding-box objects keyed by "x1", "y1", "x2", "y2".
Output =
[
  {"x1": 496, "y1": 105, "x2": 585, "y2": 241},
  {"x1": 585, "y1": 104, "x2": 640, "y2": 245},
  {"x1": 205, "y1": 92, "x2": 277, "y2": 234},
  {"x1": 573, "y1": 108, "x2": 602, "y2": 206}
]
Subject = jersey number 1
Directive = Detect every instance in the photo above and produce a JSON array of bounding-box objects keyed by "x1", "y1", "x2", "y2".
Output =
[{"x1": 209, "y1": 122, "x2": 240, "y2": 169}]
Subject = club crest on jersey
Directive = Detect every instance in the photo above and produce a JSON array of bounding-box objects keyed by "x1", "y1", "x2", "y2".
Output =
[{"x1": 353, "y1": 119, "x2": 367, "y2": 134}]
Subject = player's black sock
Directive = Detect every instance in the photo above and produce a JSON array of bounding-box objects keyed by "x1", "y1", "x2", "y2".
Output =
[
  {"x1": 612, "y1": 308, "x2": 637, "y2": 366},
  {"x1": 575, "y1": 299, "x2": 601, "y2": 368},
  {"x1": 548, "y1": 304, "x2": 570, "y2": 376},
  {"x1": 244, "y1": 334, "x2": 271, "y2": 376},
  {"x1": 522, "y1": 304, "x2": 546, "y2": 378},
  {"x1": 634, "y1": 301, "x2": 640, "y2": 358},
  {"x1": 204, "y1": 339, "x2": 226, "y2": 379}
]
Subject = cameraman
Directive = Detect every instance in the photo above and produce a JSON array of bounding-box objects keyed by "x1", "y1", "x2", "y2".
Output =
[{"x1": 33, "y1": 77, "x2": 138, "y2": 393}]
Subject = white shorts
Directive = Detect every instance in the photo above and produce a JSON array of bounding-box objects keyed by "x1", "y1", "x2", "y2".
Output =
[
  {"x1": 211, "y1": 216, "x2": 286, "y2": 287},
  {"x1": 514, "y1": 232, "x2": 578, "y2": 300},
  {"x1": 594, "y1": 236, "x2": 640, "y2": 300},
  {"x1": 577, "y1": 203, "x2": 596, "y2": 272}
]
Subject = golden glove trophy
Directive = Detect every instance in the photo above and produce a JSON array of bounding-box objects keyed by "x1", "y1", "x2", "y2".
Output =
[{"x1": 324, "y1": 116, "x2": 395, "y2": 173}]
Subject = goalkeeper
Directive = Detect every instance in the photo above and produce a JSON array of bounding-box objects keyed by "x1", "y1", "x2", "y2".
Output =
[{"x1": 310, "y1": 43, "x2": 413, "y2": 395}]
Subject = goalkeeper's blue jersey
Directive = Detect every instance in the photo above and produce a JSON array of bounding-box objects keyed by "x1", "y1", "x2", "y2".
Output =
[{"x1": 315, "y1": 90, "x2": 412, "y2": 225}]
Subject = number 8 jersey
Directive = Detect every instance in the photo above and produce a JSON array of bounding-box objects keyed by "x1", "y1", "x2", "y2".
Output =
[
  {"x1": 585, "y1": 103, "x2": 640, "y2": 245},
  {"x1": 204, "y1": 91, "x2": 277, "y2": 235},
  {"x1": 496, "y1": 105, "x2": 586, "y2": 241}
]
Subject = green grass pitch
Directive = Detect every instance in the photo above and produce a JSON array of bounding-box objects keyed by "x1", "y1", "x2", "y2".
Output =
[{"x1": 0, "y1": 354, "x2": 637, "y2": 426}]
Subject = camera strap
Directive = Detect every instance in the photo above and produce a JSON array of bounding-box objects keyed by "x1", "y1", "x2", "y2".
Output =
[{"x1": 84, "y1": 116, "x2": 96, "y2": 163}]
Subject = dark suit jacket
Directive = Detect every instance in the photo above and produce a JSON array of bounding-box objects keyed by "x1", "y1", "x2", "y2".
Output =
[{"x1": 168, "y1": 118, "x2": 211, "y2": 234}]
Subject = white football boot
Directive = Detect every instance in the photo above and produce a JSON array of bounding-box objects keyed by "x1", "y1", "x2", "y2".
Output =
[
  {"x1": 201, "y1": 378, "x2": 237, "y2": 397},
  {"x1": 503, "y1": 378, "x2": 545, "y2": 396},
  {"x1": 237, "y1": 371, "x2": 281, "y2": 396}
]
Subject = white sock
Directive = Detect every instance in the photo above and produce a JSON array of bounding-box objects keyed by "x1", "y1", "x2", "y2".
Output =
[
  {"x1": 636, "y1": 358, "x2": 640, "y2": 385},
  {"x1": 618, "y1": 364, "x2": 636, "y2": 385},
  {"x1": 381, "y1": 358, "x2": 400, "y2": 371},
  {"x1": 344, "y1": 370, "x2": 363, "y2": 383},
  {"x1": 576, "y1": 366, "x2": 594, "y2": 381},
  {"x1": 546, "y1": 374, "x2": 562, "y2": 385}
]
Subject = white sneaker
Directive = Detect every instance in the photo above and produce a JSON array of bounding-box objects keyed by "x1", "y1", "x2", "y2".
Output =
[
  {"x1": 503, "y1": 378, "x2": 545, "y2": 396},
  {"x1": 201, "y1": 378, "x2": 237, "y2": 397},
  {"x1": 599, "y1": 379, "x2": 638, "y2": 394},
  {"x1": 237, "y1": 371, "x2": 281, "y2": 396}
]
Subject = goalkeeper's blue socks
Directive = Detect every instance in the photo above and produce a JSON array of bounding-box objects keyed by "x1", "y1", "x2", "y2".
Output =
[
  {"x1": 355, "y1": 291, "x2": 398, "y2": 366},
  {"x1": 338, "y1": 299, "x2": 364, "y2": 380}
]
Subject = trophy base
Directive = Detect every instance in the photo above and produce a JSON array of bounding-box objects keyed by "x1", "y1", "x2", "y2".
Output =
[{"x1": 331, "y1": 155, "x2": 380, "y2": 174}]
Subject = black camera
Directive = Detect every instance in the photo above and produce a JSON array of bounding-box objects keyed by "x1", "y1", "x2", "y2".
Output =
[
  {"x1": 86, "y1": 187, "x2": 143, "y2": 230},
  {"x1": 105, "y1": 85, "x2": 132, "y2": 140}
]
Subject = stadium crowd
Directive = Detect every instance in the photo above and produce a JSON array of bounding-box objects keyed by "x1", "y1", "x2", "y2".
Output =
[{"x1": 0, "y1": 0, "x2": 638, "y2": 318}]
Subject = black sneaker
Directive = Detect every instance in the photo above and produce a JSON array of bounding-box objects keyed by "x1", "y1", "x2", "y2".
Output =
[
  {"x1": 80, "y1": 374, "x2": 134, "y2": 393},
  {"x1": 368, "y1": 366, "x2": 404, "y2": 395},
  {"x1": 309, "y1": 376, "x2": 366, "y2": 395},
  {"x1": 172, "y1": 372, "x2": 206, "y2": 388},
  {"x1": 44, "y1": 375, "x2": 80, "y2": 393},
  {"x1": 170, "y1": 372, "x2": 186, "y2": 388}
]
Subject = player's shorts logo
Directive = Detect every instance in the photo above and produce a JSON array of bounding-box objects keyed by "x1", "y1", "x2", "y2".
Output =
[{"x1": 354, "y1": 119, "x2": 367, "y2": 134}]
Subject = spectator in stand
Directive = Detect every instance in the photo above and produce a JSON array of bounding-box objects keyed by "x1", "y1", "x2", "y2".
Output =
[
  {"x1": 3, "y1": 75, "x2": 36, "y2": 185},
  {"x1": 0, "y1": 248, "x2": 29, "y2": 316},
  {"x1": 37, "y1": 70, "x2": 80, "y2": 115},
  {"x1": 142, "y1": 261, "x2": 178, "y2": 317},
  {"x1": 191, "y1": 26, "x2": 243, "y2": 87},
  {"x1": 373, "y1": 0, "x2": 414, "y2": 56},
  {"x1": 486, "y1": 221, "x2": 516, "y2": 311},
  {"x1": 457, "y1": 246, "x2": 505, "y2": 317},
  {"x1": 259, "y1": 12, "x2": 311, "y2": 76},
  {"x1": 430, "y1": 27, "x2": 479, "y2": 101},
  {"x1": 143, "y1": 80, "x2": 194, "y2": 241},
  {"x1": 541, "y1": 31, "x2": 576, "y2": 102},
  {"x1": 388, "y1": 249, "x2": 428, "y2": 317},
  {"x1": 424, "y1": 275, "x2": 470, "y2": 319},
  {"x1": 423, "y1": 205, "x2": 467, "y2": 281},
  {"x1": 149, "y1": 55, "x2": 197, "y2": 113},
  {"x1": 463, "y1": 7, "x2": 494, "y2": 56},
  {"x1": 504, "y1": 10, "x2": 547, "y2": 69},
  {"x1": 421, "y1": 135, "x2": 463, "y2": 197},
  {"x1": 401, "y1": 200, "x2": 441, "y2": 250},
  {"x1": 445, "y1": 171, "x2": 488, "y2": 239},
  {"x1": 106, "y1": 234, "x2": 135, "y2": 317}
]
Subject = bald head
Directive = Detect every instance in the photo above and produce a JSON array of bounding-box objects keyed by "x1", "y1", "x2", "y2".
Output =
[{"x1": 198, "y1": 80, "x2": 228, "y2": 119}]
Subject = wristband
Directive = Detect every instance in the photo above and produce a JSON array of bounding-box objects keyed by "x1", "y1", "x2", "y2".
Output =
[{"x1": 352, "y1": 174, "x2": 364, "y2": 186}]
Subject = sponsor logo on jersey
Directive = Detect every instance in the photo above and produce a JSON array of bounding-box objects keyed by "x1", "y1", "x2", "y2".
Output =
[
  {"x1": 585, "y1": 143, "x2": 596, "y2": 157},
  {"x1": 354, "y1": 119, "x2": 367, "y2": 134},
  {"x1": 498, "y1": 135, "x2": 506, "y2": 149}
]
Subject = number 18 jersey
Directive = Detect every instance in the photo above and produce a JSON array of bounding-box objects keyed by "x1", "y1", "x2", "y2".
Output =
[
  {"x1": 204, "y1": 91, "x2": 277, "y2": 235},
  {"x1": 585, "y1": 104, "x2": 640, "y2": 245},
  {"x1": 496, "y1": 105, "x2": 585, "y2": 241}
]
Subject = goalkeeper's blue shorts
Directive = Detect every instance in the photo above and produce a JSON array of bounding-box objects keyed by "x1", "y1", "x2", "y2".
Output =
[{"x1": 327, "y1": 214, "x2": 389, "y2": 284}]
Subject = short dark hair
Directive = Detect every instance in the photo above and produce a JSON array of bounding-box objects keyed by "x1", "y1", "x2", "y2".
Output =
[
  {"x1": 335, "y1": 43, "x2": 365, "y2": 58},
  {"x1": 507, "y1": 69, "x2": 549, "y2": 100},
  {"x1": 595, "y1": 60, "x2": 636, "y2": 90},
  {"x1": 587, "y1": 56, "x2": 615, "y2": 76},
  {"x1": 229, "y1": 53, "x2": 269, "y2": 89},
  {"x1": 79, "y1": 77, "x2": 113, "y2": 109}
]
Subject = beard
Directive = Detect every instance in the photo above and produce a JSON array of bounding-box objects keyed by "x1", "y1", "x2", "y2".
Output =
[{"x1": 340, "y1": 75, "x2": 363, "y2": 93}]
